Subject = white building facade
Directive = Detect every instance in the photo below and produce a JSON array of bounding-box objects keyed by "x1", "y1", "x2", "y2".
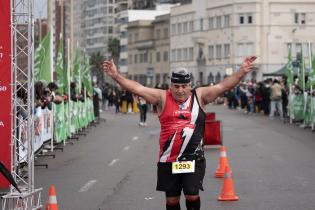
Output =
[
  {"x1": 170, "y1": 0, "x2": 315, "y2": 84},
  {"x1": 81, "y1": 0, "x2": 116, "y2": 57},
  {"x1": 118, "y1": 8, "x2": 172, "y2": 74}
]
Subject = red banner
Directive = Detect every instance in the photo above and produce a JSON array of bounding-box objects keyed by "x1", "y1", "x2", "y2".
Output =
[{"x1": 0, "y1": 0, "x2": 12, "y2": 188}]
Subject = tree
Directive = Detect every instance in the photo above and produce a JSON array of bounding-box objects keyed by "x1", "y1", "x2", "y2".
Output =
[
  {"x1": 90, "y1": 52, "x2": 105, "y2": 86},
  {"x1": 108, "y1": 38, "x2": 120, "y2": 64}
]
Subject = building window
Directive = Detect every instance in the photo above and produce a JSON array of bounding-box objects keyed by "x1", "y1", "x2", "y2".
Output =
[
  {"x1": 129, "y1": 55, "x2": 132, "y2": 64},
  {"x1": 237, "y1": 43, "x2": 244, "y2": 56},
  {"x1": 247, "y1": 14, "x2": 253, "y2": 24},
  {"x1": 128, "y1": 34, "x2": 132, "y2": 43},
  {"x1": 208, "y1": 45, "x2": 214, "y2": 60},
  {"x1": 294, "y1": 13, "x2": 299, "y2": 24},
  {"x1": 120, "y1": 45, "x2": 127, "y2": 52},
  {"x1": 156, "y1": 74, "x2": 160, "y2": 85},
  {"x1": 208, "y1": 73, "x2": 214, "y2": 84},
  {"x1": 301, "y1": 13, "x2": 306, "y2": 24},
  {"x1": 239, "y1": 14, "x2": 245, "y2": 24},
  {"x1": 108, "y1": 26, "x2": 113, "y2": 34},
  {"x1": 135, "y1": 33, "x2": 139, "y2": 42},
  {"x1": 200, "y1": 18, "x2": 204, "y2": 31},
  {"x1": 177, "y1": 23, "x2": 182, "y2": 34},
  {"x1": 294, "y1": 13, "x2": 306, "y2": 24},
  {"x1": 246, "y1": 43, "x2": 254, "y2": 56},
  {"x1": 189, "y1": 21, "x2": 194, "y2": 32},
  {"x1": 216, "y1": 45, "x2": 222, "y2": 59},
  {"x1": 300, "y1": 13, "x2": 306, "y2": 25},
  {"x1": 156, "y1": 29, "x2": 160, "y2": 39},
  {"x1": 188, "y1": 47, "x2": 193, "y2": 60},
  {"x1": 163, "y1": 51, "x2": 168, "y2": 61},
  {"x1": 171, "y1": 24, "x2": 176, "y2": 35},
  {"x1": 171, "y1": 49, "x2": 176, "y2": 61},
  {"x1": 177, "y1": 49, "x2": 182, "y2": 61},
  {"x1": 156, "y1": 51, "x2": 161, "y2": 62},
  {"x1": 183, "y1": 48, "x2": 188, "y2": 60},
  {"x1": 183, "y1": 22, "x2": 188, "y2": 33},
  {"x1": 134, "y1": 54, "x2": 138, "y2": 63},
  {"x1": 144, "y1": 52, "x2": 148, "y2": 63},
  {"x1": 209, "y1": 17, "x2": 214, "y2": 29},
  {"x1": 140, "y1": 53, "x2": 144, "y2": 63},
  {"x1": 296, "y1": 43, "x2": 302, "y2": 54},
  {"x1": 215, "y1": 72, "x2": 221, "y2": 83},
  {"x1": 164, "y1": 28, "x2": 168, "y2": 38},
  {"x1": 224, "y1": 44, "x2": 230, "y2": 58},
  {"x1": 224, "y1": 15, "x2": 230, "y2": 27},
  {"x1": 216, "y1": 16, "x2": 222, "y2": 28}
]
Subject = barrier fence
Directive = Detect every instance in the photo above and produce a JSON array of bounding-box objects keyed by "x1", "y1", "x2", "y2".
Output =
[
  {"x1": 289, "y1": 94, "x2": 315, "y2": 126},
  {"x1": 18, "y1": 99, "x2": 95, "y2": 163}
]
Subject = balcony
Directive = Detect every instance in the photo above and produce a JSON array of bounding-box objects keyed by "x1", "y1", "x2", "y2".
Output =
[{"x1": 135, "y1": 40, "x2": 154, "y2": 50}]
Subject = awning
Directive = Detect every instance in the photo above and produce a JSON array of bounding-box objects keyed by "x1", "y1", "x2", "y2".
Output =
[{"x1": 263, "y1": 65, "x2": 308, "y2": 77}]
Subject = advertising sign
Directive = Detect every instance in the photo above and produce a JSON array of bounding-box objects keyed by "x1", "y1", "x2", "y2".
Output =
[{"x1": 0, "y1": 0, "x2": 12, "y2": 188}]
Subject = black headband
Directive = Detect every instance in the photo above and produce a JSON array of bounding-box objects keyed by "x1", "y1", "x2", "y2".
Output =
[{"x1": 171, "y1": 72, "x2": 191, "y2": 84}]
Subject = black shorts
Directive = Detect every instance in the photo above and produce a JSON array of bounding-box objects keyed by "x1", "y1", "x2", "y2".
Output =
[{"x1": 156, "y1": 158, "x2": 206, "y2": 197}]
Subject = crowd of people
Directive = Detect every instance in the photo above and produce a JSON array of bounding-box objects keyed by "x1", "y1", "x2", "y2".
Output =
[
  {"x1": 224, "y1": 78, "x2": 290, "y2": 120},
  {"x1": 93, "y1": 82, "x2": 170, "y2": 126}
]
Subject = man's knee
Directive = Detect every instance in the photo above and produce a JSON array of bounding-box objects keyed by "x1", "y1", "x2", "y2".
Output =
[
  {"x1": 184, "y1": 195, "x2": 199, "y2": 201},
  {"x1": 166, "y1": 196, "x2": 180, "y2": 205}
]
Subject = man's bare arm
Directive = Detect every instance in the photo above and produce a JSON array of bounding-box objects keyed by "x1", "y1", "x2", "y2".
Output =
[
  {"x1": 198, "y1": 56, "x2": 257, "y2": 106},
  {"x1": 102, "y1": 59, "x2": 164, "y2": 105}
]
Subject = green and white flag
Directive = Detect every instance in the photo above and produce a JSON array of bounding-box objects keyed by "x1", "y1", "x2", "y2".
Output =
[
  {"x1": 56, "y1": 34, "x2": 64, "y2": 94},
  {"x1": 286, "y1": 46, "x2": 294, "y2": 85},
  {"x1": 82, "y1": 52, "x2": 93, "y2": 95},
  {"x1": 298, "y1": 51, "x2": 306, "y2": 91},
  {"x1": 72, "y1": 48, "x2": 81, "y2": 94},
  {"x1": 308, "y1": 52, "x2": 315, "y2": 88},
  {"x1": 34, "y1": 32, "x2": 51, "y2": 82}
]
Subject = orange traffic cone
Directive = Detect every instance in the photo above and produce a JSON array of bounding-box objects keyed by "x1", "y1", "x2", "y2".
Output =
[
  {"x1": 215, "y1": 146, "x2": 229, "y2": 178},
  {"x1": 218, "y1": 166, "x2": 239, "y2": 201},
  {"x1": 46, "y1": 185, "x2": 58, "y2": 210}
]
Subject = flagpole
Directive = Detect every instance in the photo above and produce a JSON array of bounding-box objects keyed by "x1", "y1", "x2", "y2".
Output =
[
  {"x1": 67, "y1": 38, "x2": 71, "y2": 140},
  {"x1": 302, "y1": 45, "x2": 307, "y2": 127},
  {"x1": 308, "y1": 41, "x2": 314, "y2": 131},
  {"x1": 49, "y1": 1, "x2": 55, "y2": 152}
]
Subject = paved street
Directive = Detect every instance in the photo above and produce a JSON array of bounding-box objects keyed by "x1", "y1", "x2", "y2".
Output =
[{"x1": 35, "y1": 104, "x2": 315, "y2": 210}]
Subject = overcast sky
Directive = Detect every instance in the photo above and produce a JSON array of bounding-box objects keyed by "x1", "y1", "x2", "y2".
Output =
[{"x1": 34, "y1": 0, "x2": 47, "y2": 19}]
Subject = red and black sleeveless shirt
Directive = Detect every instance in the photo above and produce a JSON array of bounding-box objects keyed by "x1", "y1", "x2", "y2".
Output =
[{"x1": 158, "y1": 89, "x2": 206, "y2": 162}]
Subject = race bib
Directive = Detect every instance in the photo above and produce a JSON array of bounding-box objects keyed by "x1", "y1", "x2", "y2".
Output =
[{"x1": 172, "y1": 160, "x2": 195, "y2": 174}]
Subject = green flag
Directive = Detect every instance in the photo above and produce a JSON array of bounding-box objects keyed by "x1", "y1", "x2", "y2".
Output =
[
  {"x1": 308, "y1": 52, "x2": 315, "y2": 88},
  {"x1": 34, "y1": 32, "x2": 51, "y2": 82},
  {"x1": 82, "y1": 53, "x2": 93, "y2": 95},
  {"x1": 298, "y1": 51, "x2": 305, "y2": 91},
  {"x1": 286, "y1": 46, "x2": 294, "y2": 85},
  {"x1": 56, "y1": 34, "x2": 64, "y2": 94},
  {"x1": 72, "y1": 48, "x2": 81, "y2": 94}
]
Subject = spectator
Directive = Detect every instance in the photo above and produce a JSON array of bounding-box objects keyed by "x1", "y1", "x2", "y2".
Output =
[{"x1": 269, "y1": 79, "x2": 283, "y2": 120}]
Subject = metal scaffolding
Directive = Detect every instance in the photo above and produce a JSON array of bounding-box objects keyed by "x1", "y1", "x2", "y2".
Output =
[{"x1": 1, "y1": 0, "x2": 42, "y2": 209}]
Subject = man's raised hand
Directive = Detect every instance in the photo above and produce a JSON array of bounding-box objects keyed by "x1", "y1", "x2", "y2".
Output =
[
  {"x1": 102, "y1": 59, "x2": 119, "y2": 79},
  {"x1": 240, "y1": 56, "x2": 257, "y2": 74}
]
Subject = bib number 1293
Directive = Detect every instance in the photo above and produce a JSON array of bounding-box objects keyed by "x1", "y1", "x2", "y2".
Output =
[{"x1": 172, "y1": 160, "x2": 195, "y2": 174}]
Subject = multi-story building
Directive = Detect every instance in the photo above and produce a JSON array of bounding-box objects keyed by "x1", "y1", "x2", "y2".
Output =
[
  {"x1": 128, "y1": 19, "x2": 155, "y2": 85},
  {"x1": 126, "y1": 10, "x2": 172, "y2": 86},
  {"x1": 118, "y1": 9, "x2": 169, "y2": 75},
  {"x1": 170, "y1": 0, "x2": 315, "y2": 84},
  {"x1": 152, "y1": 14, "x2": 171, "y2": 85},
  {"x1": 64, "y1": 0, "x2": 82, "y2": 59},
  {"x1": 81, "y1": 0, "x2": 116, "y2": 57}
]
